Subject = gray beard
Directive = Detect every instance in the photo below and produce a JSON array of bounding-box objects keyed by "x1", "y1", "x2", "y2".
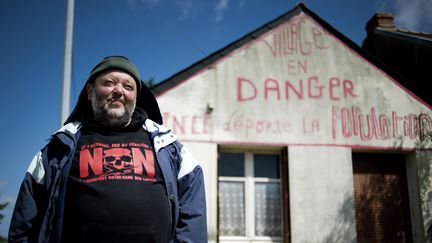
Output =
[{"x1": 90, "y1": 90, "x2": 136, "y2": 128}]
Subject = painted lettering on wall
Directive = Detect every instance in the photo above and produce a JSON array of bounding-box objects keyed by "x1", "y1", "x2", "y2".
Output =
[
  {"x1": 262, "y1": 16, "x2": 331, "y2": 58},
  {"x1": 163, "y1": 112, "x2": 210, "y2": 135},
  {"x1": 303, "y1": 116, "x2": 320, "y2": 134},
  {"x1": 223, "y1": 110, "x2": 292, "y2": 138},
  {"x1": 237, "y1": 76, "x2": 357, "y2": 102},
  {"x1": 332, "y1": 106, "x2": 432, "y2": 142}
]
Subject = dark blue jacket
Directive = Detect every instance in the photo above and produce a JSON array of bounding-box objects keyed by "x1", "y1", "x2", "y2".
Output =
[{"x1": 9, "y1": 119, "x2": 207, "y2": 243}]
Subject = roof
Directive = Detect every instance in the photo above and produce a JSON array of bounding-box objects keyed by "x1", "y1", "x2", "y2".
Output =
[
  {"x1": 371, "y1": 27, "x2": 432, "y2": 46},
  {"x1": 393, "y1": 28, "x2": 432, "y2": 41},
  {"x1": 364, "y1": 12, "x2": 432, "y2": 42}
]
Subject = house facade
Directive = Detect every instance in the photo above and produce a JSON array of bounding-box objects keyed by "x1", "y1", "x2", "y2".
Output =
[{"x1": 152, "y1": 3, "x2": 432, "y2": 243}]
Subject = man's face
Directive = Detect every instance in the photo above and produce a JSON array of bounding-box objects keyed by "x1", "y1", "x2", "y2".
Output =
[{"x1": 87, "y1": 70, "x2": 138, "y2": 128}]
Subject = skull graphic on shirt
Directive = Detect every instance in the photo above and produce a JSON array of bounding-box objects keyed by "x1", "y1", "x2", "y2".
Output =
[{"x1": 103, "y1": 148, "x2": 134, "y2": 175}]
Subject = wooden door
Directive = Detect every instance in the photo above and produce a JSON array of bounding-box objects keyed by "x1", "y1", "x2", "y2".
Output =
[{"x1": 352, "y1": 153, "x2": 413, "y2": 243}]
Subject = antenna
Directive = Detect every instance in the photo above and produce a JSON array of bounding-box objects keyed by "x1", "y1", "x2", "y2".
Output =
[{"x1": 60, "y1": 0, "x2": 74, "y2": 125}]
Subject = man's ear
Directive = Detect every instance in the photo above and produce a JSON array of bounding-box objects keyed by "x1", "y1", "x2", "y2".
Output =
[{"x1": 86, "y1": 83, "x2": 93, "y2": 101}]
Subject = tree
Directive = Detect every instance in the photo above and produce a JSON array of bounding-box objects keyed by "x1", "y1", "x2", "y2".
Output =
[{"x1": 0, "y1": 201, "x2": 8, "y2": 242}]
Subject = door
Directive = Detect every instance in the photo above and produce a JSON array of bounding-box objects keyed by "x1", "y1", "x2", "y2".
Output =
[{"x1": 352, "y1": 153, "x2": 413, "y2": 243}]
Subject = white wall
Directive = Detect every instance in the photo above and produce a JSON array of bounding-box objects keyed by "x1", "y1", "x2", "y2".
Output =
[
  {"x1": 413, "y1": 151, "x2": 432, "y2": 242},
  {"x1": 182, "y1": 141, "x2": 218, "y2": 242},
  {"x1": 288, "y1": 146, "x2": 357, "y2": 243}
]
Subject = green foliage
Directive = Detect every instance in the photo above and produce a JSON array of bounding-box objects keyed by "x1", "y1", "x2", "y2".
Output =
[
  {"x1": 0, "y1": 235, "x2": 6, "y2": 242},
  {"x1": 0, "y1": 201, "x2": 8, "y2": 221},
  {"x1": 0, "y1": 201, "x2": 8, "y2": 241}
]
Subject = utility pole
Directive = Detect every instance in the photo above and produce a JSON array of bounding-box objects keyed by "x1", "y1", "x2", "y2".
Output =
[{"x1": 60, "y1": 0, "x2": 74, "y2": 125}]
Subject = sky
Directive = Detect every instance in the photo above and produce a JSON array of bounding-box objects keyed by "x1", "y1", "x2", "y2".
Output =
[{"x1": 0, "y1": 0, "x2": 431, "y2": 237}]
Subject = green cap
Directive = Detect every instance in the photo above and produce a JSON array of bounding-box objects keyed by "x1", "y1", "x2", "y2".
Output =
[{"x1": 87, "y1": 56, "x2": 142, "y2": 91}]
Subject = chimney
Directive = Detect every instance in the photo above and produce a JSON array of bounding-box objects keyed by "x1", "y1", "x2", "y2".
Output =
[{"x1": 366, "y1": 12, "x2": 394, "y2": 34}]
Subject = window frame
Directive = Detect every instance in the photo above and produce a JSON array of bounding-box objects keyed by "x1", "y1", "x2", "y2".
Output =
[{"x1": 217, "y1": 147, "x2": 285, "y2": 242}]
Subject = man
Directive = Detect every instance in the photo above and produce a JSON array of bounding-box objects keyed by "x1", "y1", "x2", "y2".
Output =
[{"x1": 9, "y1": 56, "x2": 207, "y2": 243}]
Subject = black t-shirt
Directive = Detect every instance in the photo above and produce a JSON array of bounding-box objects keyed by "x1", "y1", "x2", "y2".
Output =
[{"x1": 61, "y1": 123, "x2": 171, "y2": 243}]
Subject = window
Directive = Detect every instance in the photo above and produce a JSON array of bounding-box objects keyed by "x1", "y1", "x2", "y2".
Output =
[{"x1": 218, "y1": 150, "x2": 284, "y2": 242}]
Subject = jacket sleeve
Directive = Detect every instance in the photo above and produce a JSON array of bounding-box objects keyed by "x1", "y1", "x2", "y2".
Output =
[
  {"x1": 9, "y1": 150, "x2": 48, "y2": 243},
  {"x1": 174, "y1": 146, "x2": 207, "y2": 243}
]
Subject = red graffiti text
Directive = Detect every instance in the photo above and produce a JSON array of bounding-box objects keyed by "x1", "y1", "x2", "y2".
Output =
[
  {"x1": 163, "y1": 112, "x2": 210, "y2": 135},
  {"x1": 237, "y1": 76, "x2": 357, "y2": 102},
  {"x1": 332, "y1": 106, "x2": 432, "y2": 142},
  {"x1": 263, "y1": 16, "x2": 331, "y2": 58},
  {"x1": 223, "y1": 110, "x2": 292, "y2": 138}
]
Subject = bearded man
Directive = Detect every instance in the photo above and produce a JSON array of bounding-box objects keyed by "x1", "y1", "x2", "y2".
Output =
[{"x1": 9, "y1": 56, "x2": 207, "y2": 243}]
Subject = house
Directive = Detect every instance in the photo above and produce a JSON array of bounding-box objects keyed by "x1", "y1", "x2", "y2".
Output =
[
  {"x1": 152, "y1": 3, "x2": 432, "y2": 242},
  {"x1": 363, "y1": 12, "x2": 432, "y2": 106}
]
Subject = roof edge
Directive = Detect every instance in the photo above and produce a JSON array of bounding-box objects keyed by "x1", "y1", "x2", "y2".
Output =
[{"x1": 151, "y1": 2, "x2": 307, "y2": 96}]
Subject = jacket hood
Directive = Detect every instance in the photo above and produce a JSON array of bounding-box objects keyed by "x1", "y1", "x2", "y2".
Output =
[{"x1": 64, "y1": 79, "x2": 163, "y2": 125}]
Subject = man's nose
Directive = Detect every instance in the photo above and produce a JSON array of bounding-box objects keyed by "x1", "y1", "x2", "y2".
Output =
[{"x1": 112, "y1": 85, "x2": 124, "y2": 97}]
